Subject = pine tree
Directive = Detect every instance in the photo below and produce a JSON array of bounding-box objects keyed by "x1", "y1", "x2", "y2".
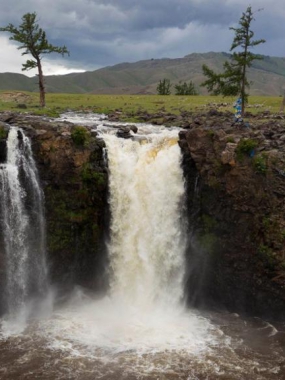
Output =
[
  {"x1": 157, "y1": 79, "x2": 172, "y2": 95},
  {"x1": 175, "y1": 81, "x2": 198, "y2": 95},
  {"x1": 201, "y1": 6, "x2": 265, "y2": 116},
  {"x1": 0, "y1": 12, "x2": 69, "y2": 107}
]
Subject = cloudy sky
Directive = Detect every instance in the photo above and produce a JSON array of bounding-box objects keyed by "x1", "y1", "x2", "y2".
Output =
[{"x1": 0, "y1": 0, "x2": 284, "y2": 77}]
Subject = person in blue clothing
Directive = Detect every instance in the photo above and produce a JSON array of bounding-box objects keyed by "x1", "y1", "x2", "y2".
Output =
[{"x1": 233, "y1": 97, "x2": 243, "y2": 122}]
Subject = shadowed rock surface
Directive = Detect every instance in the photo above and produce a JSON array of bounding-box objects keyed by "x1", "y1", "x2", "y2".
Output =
[{"x1": 179, "y1": 114, "x2": 285, "y2": 320}]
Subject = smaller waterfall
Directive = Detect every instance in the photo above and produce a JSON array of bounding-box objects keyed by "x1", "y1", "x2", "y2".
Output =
[{"x1": 0, "y1": 127, "x2": 48, "y2": 321}]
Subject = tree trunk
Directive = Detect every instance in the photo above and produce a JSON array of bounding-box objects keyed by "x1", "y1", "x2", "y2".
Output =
[
  {"x1": 240, "y1": 21, "x2": 251, "y2": 118},
  {"x1": 37, "y1": 58, "x2": 45, "y2": 107},
  {"x1": 280, "y1": 89, "x2": 285, "y2": 112}
]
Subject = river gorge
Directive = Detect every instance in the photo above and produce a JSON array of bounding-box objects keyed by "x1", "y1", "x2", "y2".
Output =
[{"x1": 0, "y1": 111, "x2": 284, "y2": 379}]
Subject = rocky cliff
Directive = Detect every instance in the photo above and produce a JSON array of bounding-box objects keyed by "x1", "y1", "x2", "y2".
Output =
[
  {"x1": 0, "y1": 113, "x2": 109, "y2": 299},
  {"x1": 1, "y1": 110, "x2": 285, "y2": 320},
  {"x1": 179, "y1": 112, "x2": 285, "y2": 320}
]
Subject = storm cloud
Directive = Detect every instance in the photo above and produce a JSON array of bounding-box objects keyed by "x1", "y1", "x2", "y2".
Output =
[{"x1": 0, "y1": 0, "x2": 284, "y2": 76}]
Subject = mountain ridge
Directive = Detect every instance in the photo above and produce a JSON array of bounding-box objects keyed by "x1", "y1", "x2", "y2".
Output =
[{"x1": 1, "y1": 52, "x2": 285, "y2": 96}]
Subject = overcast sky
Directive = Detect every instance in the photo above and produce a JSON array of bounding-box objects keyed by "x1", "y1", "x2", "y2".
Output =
[{"x1": 0, "y1": 0, "x2": 284, "y2": 77}]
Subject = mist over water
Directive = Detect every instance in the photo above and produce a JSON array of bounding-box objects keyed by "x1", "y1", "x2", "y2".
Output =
[{"x1": 0, "y1": 115, "x2": 284, "y2": 379}]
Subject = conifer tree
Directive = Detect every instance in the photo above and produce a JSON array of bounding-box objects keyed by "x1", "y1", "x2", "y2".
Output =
[
  {"x1": 175, "y1": 80, "x2": 197, "y2": 95},
  {"x1": 201, "y1": 6, "x2": 265, "y2": 116},
  {"x1": 0, "y1": 12, "x2": 69, "y2": 107},
  {"x1": 157, "y1": 79, "x2": 172, "y2": 95}
]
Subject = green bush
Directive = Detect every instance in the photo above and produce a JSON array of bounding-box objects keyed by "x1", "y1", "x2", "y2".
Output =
[
  {"x1": 175, "y1": 80, "x2": 198, "y2": 95},
  {"x1": 253, "y1": 154, "x2": 267, "y2": 174},
  {"x1": 258, "y1": 244, "x2": 276, "y2": 270},
  {"x1": 236, "y1": 138, "x2": 258, "y2": 159},
  {"x1": 0, "y1": 126, "x2": 8, "y2": 139},
  {"x1": 71, "y1": 126, "x2": 89, "y2": 146},
  {"x1": 81, "y1": 163, "x2": 105, "y2": 186}
]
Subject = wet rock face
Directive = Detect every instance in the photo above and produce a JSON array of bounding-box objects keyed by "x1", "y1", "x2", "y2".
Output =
[
  {"x1": 35, "y1": 125, "x2": 109, "y2": 294},
  {"x1": 0, "y1": 122, "x2": 9, "y2": 163},
  {"x1": 0, "y1": 113, "x2": 109, "y2": 295},
  {"x1": 0, "y1": 141, "x2": 7, "y2": 163},
  {"x1": 180, "y1": 119, "x2": 285, "y2": 321}
]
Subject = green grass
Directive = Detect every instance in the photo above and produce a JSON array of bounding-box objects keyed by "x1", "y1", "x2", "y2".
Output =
[{"x1": 0, "y1": 91, "x2": 283, "y2": 118}]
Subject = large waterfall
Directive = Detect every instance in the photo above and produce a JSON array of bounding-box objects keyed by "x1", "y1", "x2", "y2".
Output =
[
  {"x1": 0, "y1": 127, "x2": 48, "y2": 321},
  {"x1": 0, "y1": 117, "x2": 283, "y2": 380},
  {"x1": 34, "y1": 126, "x2": 214, "y2": 362}
]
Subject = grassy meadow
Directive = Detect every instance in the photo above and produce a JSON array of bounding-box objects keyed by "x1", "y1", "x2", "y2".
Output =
[{"x1": 0, "y1": 91, "x2": 283, "y2": 120}]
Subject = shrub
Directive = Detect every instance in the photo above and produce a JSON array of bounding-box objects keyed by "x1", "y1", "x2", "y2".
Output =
[
  {"x1": 0, "y1": 126, "x2": 8, "y2": 139},
  {"x1": 71, "y1": 126, "x2": 89, "y2": 146},
  {"x1": 175, "y1": 80, "x2": 198, "y2": 95},
  {"x1": 258, "y1": 244, "x2": 276, "y2": 270},
  {"x1": 81, "y1": 163, "x2": 105, "y2": 186},
  {"x1": 236, "y1": 138, "x2": 258, "y2": 159},
  {"x1": 253, "y1": 154, "x2": 267, "y2": 174}
]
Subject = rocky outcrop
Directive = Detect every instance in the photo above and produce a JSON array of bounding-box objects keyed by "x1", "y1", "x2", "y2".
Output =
[
  {"x1": 0, "y1": 113, "x2": 109, "y2": 297},
  {"x1": 179, "y1": 117, "x2": 285, "y2": 320}
]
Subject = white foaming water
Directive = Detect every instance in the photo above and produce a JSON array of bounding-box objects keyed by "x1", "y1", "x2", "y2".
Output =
[
  {"x1": 0, "y1": 127, "x2": 49, "y2": 330},
  {"x1": 105, "y1": 133, "x2": 186, "y2": 307}
]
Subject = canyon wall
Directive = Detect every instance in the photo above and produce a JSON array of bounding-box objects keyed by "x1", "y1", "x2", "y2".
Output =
[
  {"x1": 1, "y1": 111, "x2": 285, "y2": 320},
  {"x1": 179, "y1": 116, "x2": 285, "y2": 320}
]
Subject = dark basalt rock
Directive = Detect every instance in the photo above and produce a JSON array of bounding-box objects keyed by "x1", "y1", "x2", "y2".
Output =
[
  {"x1": 0, "y1": 123, "x2": 9, "y2": 163},
  {"x1": 180, "y1": 119, "x2": 285, "y2": 321},
  {"x1": 0, "y1": 140, "x2": 7, "y2": 163},
  {"x1": 116, "y1": 126, "x2": 133, "y2": 139}
]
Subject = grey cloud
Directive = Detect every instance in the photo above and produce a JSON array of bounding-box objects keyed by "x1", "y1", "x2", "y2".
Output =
[{"x1": 0, "y1": 0, "x2": 284, "y2": 73}]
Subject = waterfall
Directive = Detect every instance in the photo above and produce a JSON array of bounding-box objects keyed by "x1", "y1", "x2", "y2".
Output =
[
  {"x1": 103, "y1": 130, "x2": 187, "y2": 310},
  {"x1": 0, "y1": 116, "x2": 281, "y2": 380},
  {"x1": 0, "y1": 127, "x2": 48, "y2": 319}
]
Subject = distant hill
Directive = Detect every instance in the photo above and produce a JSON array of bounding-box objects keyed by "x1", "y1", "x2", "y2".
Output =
[{"x1": 1, "y1": 52, "x2": 285, "y2": 96}]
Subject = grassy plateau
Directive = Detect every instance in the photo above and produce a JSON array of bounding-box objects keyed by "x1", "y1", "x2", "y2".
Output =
[{"x1": 0, "y1": 91, "x2": 283, "y2": 121}]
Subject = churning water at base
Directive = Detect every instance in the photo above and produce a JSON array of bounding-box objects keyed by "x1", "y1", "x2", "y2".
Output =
[
  {"x1": 0, "y1": 127, "x2": 49, "y2": 330},
  {"x1": 0, "y1": 116, "x2": 284, "y2": 379}
]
